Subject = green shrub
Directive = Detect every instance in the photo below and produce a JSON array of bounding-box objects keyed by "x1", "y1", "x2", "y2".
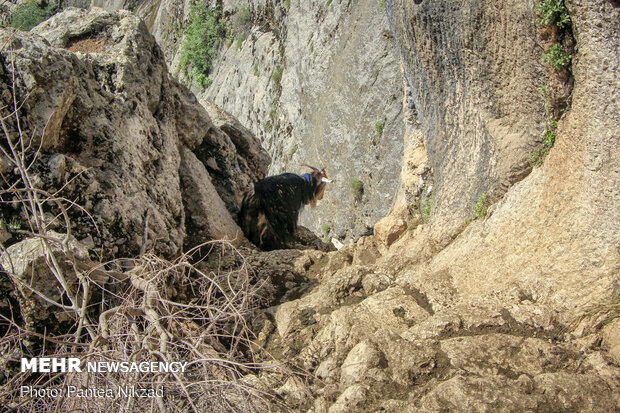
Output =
[
  {"x1": 543, "y1": 43, "x2": 571, "y2": 70},
  {"x1": 10, "y1": 0, "x2": 56, "y2": 31},
  {"x1": 321, "y1": 224, "x2": 331, "y2": 234},
  {"x1": 180, "y1": 2, "x2": 225, "y2": 89},
  {"x1": 272, "y1": 65, "x2": 284, "y2": 85},
  {"x1": 542, "y1": 121, "x2": 557, "y2": 147},
  {"x1": 529, "y1": 122, "x2": 557, "y2": 166},
  {"x1": 5, "y1": 218, "x2": 21, "y2": 232},
  {"x1": 194, "y1": 73, "x2": 212, "y2": 88},
  {"x1": 536, "y1": 0, "x2": 570, "y2": 28},
  {"x1": 528, "y1": 146, "x2": 547, "y2": 167},
  {"x1": 350, "y1": 179, "x2": 364, "y2": 202},
  {"x1": 10, "y1": 219, "x2": 21, "y2": 231},
  {"x1": 379, "y1": 0, "x2": 385, "y2": 11},
  {"x1": 374, "y1": 121, "x2": 384, "y2": 135},
  {"x1": 421, "y1": 199, "x2": 431, "y2": 223},
  {"x1": 474, "y1": 194, "x2": 490, "y2": 218},
  {"x1": 326, "y1": 0, "x2": 333, "y2": 6},
  {"x1": 235, "y1": 35, "x2": 244, "y2": 51},
  {"x1": 350, "y1": 179, "x2": 363, "y2": 190},
  {"x1": 253, "y1": 64, "x2": 259, "y2": 76},
  {"x1": 285, "y1": 0, "x2": 291, "y2": 8}
]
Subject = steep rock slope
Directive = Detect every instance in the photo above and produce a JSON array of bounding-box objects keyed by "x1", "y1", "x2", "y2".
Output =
[
  {"x1": 253, "y1": 0, "x2": 619, "y2": 411},
  {"x1": 384, "y1": 0, "x2": 618, "y2": 313},
  {"x1": 102, "y1": 0, "x2": 406, "y2": 240},
  {"x1": 202, "y1": 0, "x2": 405, "y2": 240},
  {"x1": 0, "y1": 7, "x2": 269, "y2": 258}
]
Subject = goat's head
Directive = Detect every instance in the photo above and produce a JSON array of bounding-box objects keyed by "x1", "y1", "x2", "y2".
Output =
[{"x1": 302, "y1": 164, "x2": 332, "y2": 206}]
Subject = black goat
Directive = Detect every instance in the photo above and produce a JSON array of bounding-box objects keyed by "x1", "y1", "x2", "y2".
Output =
[{"x1": 237, "y1": 165, "x2": 331, "y2": 250}]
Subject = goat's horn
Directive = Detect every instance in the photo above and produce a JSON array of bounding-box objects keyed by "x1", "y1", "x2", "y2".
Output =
[
  {"x1": 301, "y1": 163, "x2": 319, "y2": 172},
  {"x1": 321, "y1": 177, "x2": 332, "y2": 183}
]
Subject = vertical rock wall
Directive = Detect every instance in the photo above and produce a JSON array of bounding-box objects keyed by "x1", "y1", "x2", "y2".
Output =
[
  {"x1": 388, "y1": 0, "x2": 551, "y2": 245},
  {"x1": 201, "y1": 0, "x2": 405, "y2": 240},
  {"x1": 385, "y1": 0, "x2": 619, "y2": 319}
]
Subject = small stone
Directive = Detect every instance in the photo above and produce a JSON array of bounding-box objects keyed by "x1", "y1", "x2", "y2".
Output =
[
  {"x1": 79, "y1": 235, "x2": 95, "y2": 249},
  {"x1": 373, "y1": 216, "x2": 407, "y2": 246},
  {"x1": 47, "y1": 154, "x2": 66, "y2": 184}
]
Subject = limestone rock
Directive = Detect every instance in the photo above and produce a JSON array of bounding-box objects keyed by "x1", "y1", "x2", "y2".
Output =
[
  {"x1": 340, "y1": 340, "x2": 387, "y2": 387},
  {"x1": 1, "y1": 8, "x2": 267, "y2": 257},
  {"x1": 374, "y1": 215, "x2": 407, "y2": 246},
  {"x1": 178, "y1": 147, "x2": 247, "y2": 247},
  {"x1": 289, "y1": 226, "x2": 337, "y2": 252},
  {"x1": 351, "y1": 236, "x2": 383, "y2": 266},
  {"x1": 201, "y1": 100, "x2": 270, "y2": 179},
  {"x1": 390, "y1": 94, "x2": 430, "y2": 221},
  {"x1": 394, "y1": 0, "x2": 620, "y2": 321},
  {"x1": 440, "y1": 334, "x2": 578, "y2": 377},
  {"x1": 602, "y1": 318, "x2": 620, "y2": 365},
  {"x1": 0, "y1": 232, "x2": 103, "y2": 333},
  {"x1": 388, "y1": 0, "x2": 550, "y2": 244},
  {"x1": 195, "y1": 101, "x2": 270, "y2": 214},
  {"x1": 327, "y1": 384, "x2": 369, "y2": 413},
  {"x1": 1, "y1": 9, "x2": 189, "y2": 257}
]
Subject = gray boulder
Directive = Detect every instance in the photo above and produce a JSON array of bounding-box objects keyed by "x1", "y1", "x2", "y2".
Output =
[{"x1": 0, "y1": 7, "x2": 269, "y2": 258}]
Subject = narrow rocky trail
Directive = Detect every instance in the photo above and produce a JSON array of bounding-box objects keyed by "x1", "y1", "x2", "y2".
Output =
[{"x1": 249, "y1": 226, "x2": 620, "y2": 412}]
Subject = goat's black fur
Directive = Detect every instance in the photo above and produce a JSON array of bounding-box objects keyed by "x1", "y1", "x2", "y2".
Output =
[{"x1": 238, "y1": 169, "x2": 328, "y2": 250}]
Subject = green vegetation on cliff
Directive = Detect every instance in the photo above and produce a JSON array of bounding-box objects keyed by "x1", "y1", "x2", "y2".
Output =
[
  {"x1": 474, "y1": 193, "x2": 490, "y2": 218},
  {"x1": 421, "y1": 197, "x2": 431, "y2": 223},
  {"x1": 10, "y1": 0, "x2": 56, "y2": 31},
  {"x1": 350, "y1": 179, "x2": 364, "y2": 202},
  {"x1": 536, "y1": 0, "x2": 571, "y2": 27},
  {"x1": 180, "y1": 2, "x2": 225, "y2": 89},
  {"x1": 543, "y1": 43, "x2": 572, "y2": 69},
  {"x1": 272, "y1": 65, "x2": 284, "y2": 85},
  {"x1": 374, "y1": 121, "x2": 384, "y2": 135},
  {"x1": 529, "y1": 121, "x2": 558, "y2": 167}
]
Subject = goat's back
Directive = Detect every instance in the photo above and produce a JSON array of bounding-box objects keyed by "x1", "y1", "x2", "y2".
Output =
[{"x1": 238, "y1": 173, "x2": 315, "y2": 250}]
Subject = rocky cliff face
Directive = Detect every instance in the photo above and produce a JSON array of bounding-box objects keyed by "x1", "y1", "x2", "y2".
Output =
[
  {"x1": 388, "y1": 0, "x2": 555, "y2": 245},
  {"x1": 201, "y1": 0, "x2": 405, "y2": 241},
  {"x1": 109, "y1": 0, "x2": 406, "y2": 241}
]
